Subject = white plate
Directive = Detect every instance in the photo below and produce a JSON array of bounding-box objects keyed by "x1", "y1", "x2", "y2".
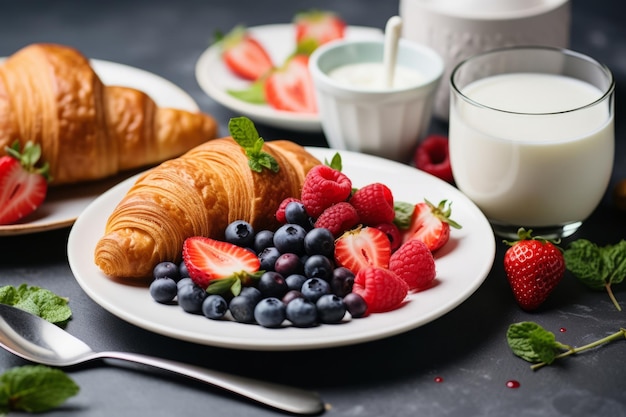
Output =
[
  {"x1": 0, "y1": 59, "x2": 199, "y2": 236},
  {"x1": 67, "y1": 148, "x2": 495, "y2": 351},
  {"x1": 195, "y1": 24, "x2": 383, "y2": 132}
]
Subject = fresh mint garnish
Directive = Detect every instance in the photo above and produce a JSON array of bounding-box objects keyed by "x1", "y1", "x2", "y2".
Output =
[
  {"x1": 563, "y1": 239, "x2": 626, "y2": 311},
  {"x1": 324, "y1": 152, "x2": 342, "y2": 171},
  {"x1": 507, "y1": 321, "x2": 626, "y2": 371},
  {"x1": 228, "y1": 117, "x2": 279, "y2": 173},
  {"x1": 0, "y1": 284, "x2": 71, "y2": 325},
  {"x1": 392, "y1": 201, "x2": 415, "y2": 230},
  {"x1": 0, "y1": 365, "x2": 79, "y2": 414},
  {"x1": 227, "y1": 80, "x2": 266, "y2": 104}
]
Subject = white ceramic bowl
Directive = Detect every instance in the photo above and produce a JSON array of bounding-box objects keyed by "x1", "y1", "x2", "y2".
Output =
[{"x1": 309, "y1": 39, "x2": 443, "y2": 162}]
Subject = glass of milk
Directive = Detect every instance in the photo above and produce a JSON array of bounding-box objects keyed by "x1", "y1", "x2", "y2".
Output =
[
  {"x1": 309, "y1": 39, "x2": 443, "y2": 162},
  {"x1": 449, "y1": 46, "x2": 614, "y2": 239}
]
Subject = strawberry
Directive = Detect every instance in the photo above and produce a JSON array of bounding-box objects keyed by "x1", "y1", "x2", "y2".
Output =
[
  {"x1": 301, "y1": 164, "x2": 352, "y2": 218},
  {"x1": 220, "y1": 26, "x2": 274, "y2": 81},
  {"x1": 402, "y1": 199, "x2": 461, "y2": 252},
  {"x1": 294, "y1": 10, "x2": 347, "y2": 47},
  {"x1": 349, "y1": 183, "x2": 395, "y2": 225},
  {"x1": 414, "y1": 134, "x2": 454, "y2": 183},
  {"x1": 0, "y1": 141, "x2": 50, "y2": 225},
  {"x1": 352, "y1": 266, "x2": 408, "y2": 313},
  {"x1": 182, "y1": 236, "x2": 262, "y2": 295},
  {"x1": 389, "y1": 239, "x2": 436, "y2": 291},
  {"x1": 314, "y1": 201, "x2": 360, "y2": 237},
  {"x1": 264, "y1": 54, "x2": 317, "y2": 113},
  {"x1": 334, "y1": 226, "x2": 391, "y2": 274},
  {"x1": 503, "y1": 228, "x2": 565, "y2": 311}
]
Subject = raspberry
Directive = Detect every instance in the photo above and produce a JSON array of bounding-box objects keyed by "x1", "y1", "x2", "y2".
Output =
[
  {"x1": 301, "y1": 165, "x2": 352, "y2": 218},
  {"x1": 349, "y1": 183, "x2": 395, "y2": 225},
  {"x1": 389, "y1": 239, "x2": 436, "y2": 291},
  {"x1": 414, "y1": 135, "x2": 454, "y2": 183},
  {"x1": 275, "y1": 197, "x2": 301, "y2": 223},
  {"x1": 372, "y1": 222, "x2": 402, "y2": 252},
  {"x1": 314, "y1": 202, "x2": 360, "y2": 237},
  {"x1": 352, "y1": 266, "x2": 408, "y2": 313}
]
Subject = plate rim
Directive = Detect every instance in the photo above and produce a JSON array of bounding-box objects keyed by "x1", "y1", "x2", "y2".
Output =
[{"x1": 67, "y1": 147, "x2": 496, "y2": 351}]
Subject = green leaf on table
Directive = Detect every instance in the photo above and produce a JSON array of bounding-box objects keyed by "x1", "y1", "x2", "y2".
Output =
[
  {"x1": 506, "y1": 321, "x2": 566, "y2": 365},
  {"x1": 0, "y1": 365, "x2": 79, "y2": 414},
  {"x1": 0, "y1": 284, "x2": 71, "y2": 325}
]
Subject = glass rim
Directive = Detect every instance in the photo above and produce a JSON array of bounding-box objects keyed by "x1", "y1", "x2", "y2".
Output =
[{"x1": 450, "y1": 45, "x2": 615, "y2": 116}]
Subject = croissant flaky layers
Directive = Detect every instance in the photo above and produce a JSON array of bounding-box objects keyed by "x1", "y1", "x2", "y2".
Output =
[
  {"x1": 0, "y1": 43, "x2": 218, "y2": 185},
  {"x1": 94, "y1": 137, "x2": 321, "y2": 280}
]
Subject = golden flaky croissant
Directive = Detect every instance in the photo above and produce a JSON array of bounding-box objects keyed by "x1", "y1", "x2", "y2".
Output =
[
  {"x1": 0, "y1": 43, "x2": 217, "y2": 185},
  {"x1": 95, "y1": 137, "x2": 320, "y2": 280}
]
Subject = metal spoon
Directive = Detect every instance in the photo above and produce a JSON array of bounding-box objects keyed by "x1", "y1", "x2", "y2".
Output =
[{"x1": 0, "y1": 303, "x2": 324, "y2": 415}]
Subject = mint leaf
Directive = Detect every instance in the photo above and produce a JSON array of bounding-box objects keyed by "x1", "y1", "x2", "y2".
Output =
[
  {"x1": 227, "y1": 80, "x2": 266, "y2": 104},
  {"x1": 0, "y1": 365, "x2": 79, "y2": 413},
  {"x1": 0, "y1": 284, "x2": 71, "y2": 325},
  {"x1": 324, "y1": 153, "x2": 342, "y2": 171},
  {"x1": 228, "y1": 117, "x2": 279, "y2": 173},
  {"x1": 393, "y1": 201, "x2": 415, "y2": 230}
]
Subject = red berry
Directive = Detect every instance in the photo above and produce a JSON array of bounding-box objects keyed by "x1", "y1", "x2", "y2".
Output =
[
  {"x1": 221, "y1": 26, "x2": 274, "y2": 81},
  {"x1": 275, "y1": 197, "x2": 301, "y2": 223},
  {"x1": 414, "y1": 135, "x2": 454, "y2": 183},
  {"x1": 372, "y1": 222, "x2": 402, "y2": 252},
  {"x1": 314, "y1": 202, "x2": 360, "y2": 237},
  {"x1": 334, "y1": 226, "x2": 391, "y2": 274},
  {"x1": 389, "y1": 239, "x2": 436, "y2": 291},
  {"x1": 349, "y1": 183, "x2": 395, "y2": 225},
  {"x1": 301, "y1": 165, "x2": 352, "y2": 218},
  {"x1": 352, "y1": 266, "x2": 408, "y2": 313}
]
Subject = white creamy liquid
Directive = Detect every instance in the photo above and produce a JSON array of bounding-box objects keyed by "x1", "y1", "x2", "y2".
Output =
[
  {"x1": 449, "y1": 73, "x2": 614, "y2": 227},
  {"x1": 328, "y1": 62, "x2": 423, "y2": 90}
]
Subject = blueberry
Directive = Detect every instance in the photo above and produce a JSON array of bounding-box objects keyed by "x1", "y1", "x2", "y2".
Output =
[
  {"x1": 149, "y1": 277, "x2": 177, "y2": 303},
  {"x1": 274, "y1": 253, "x2": 303, "y2": 276},
  {"x1": 258, "y1": 246, "x2": 281, "y2": 271},
  {"x1": 304, "y1": 228, "x2": 335, "y2": 257},
  {"x1": 224, "y1": 220, "x2": 255, "y2": 248},
  {"x1": 316, "y1": 294, "x2": 346, "y2": 324},
  {"x1": 153, "y1": 261, "x2": 180, "y2": 281},
  {"x1": 304, "y1": 254, "x2": 334, "y2": 281},
  {"x1": 177, "y1": 282, "x2": 207, "y2": 314},
  {"x1": 177, "y1": 277, "x2": 194, "y2": 291},
  {"x1": 343, "y1": 292, "x2": 367, "y2": 318},
  {"x1": 254, "y1": 297, "x2": 286, "y2": 328},
  {"x1": 229, "y1": 295, "x2": 258, "y2": 324},
  {"x1": 273, "y1": 223, "x2": 307, "y2": 254},
  {"x1": 202, "y1": 294, "x2": 228, "y2": 319},
  {"x1": 285, "y1": 297, "x2": 318, "y2": 327},
  {"x1": 179, "y1": 261, "x2": 190, "y2": 279},
  {"x1": 253, "y1": 230, "x2": 275, "y2": 253},
  {"x1": 285, "y1": 274, "x2": 308, "y2": 291},
  {"x1": 331, "y1": 267, "x2": 355, "y2": 297},
  {"x1": 284, "y1": 201, "x2": 310, "y2": 228},
  {"x1": 258, "y1": 271, "x2": 289, "y2": 298},
  {"x1": 239, "y1": 286, "x2": 262, "y2": 304},
  {"x1": 282, "y1": 289, "x2": 304, "y2": 305},
  {"x1": 301, "y1": 278, "x2": 330, "y2": 303}
]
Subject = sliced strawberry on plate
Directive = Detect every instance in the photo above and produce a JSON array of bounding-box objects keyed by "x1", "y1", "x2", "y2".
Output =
[
  {"x1": 182, "y1": 236, "x2": 262, "y2": 295},
  {"x1": 294, "y1": 9, "x2": 347, "y2": 47},
  {"x1": 334, "y1": 226, "x2": 391, "y2": 274},
  {"x1": 402, "y1": 199, "x2": 462, "y2": 252},
  {"x1": 0, "y1": 141, "x2": 50, "y2": 225},
  {"x1": 220, "y1": 25, "x2": 274, "y2": 81},
  {"x1": 264, "y1": 54, "x2": 317, "y2": 113}
]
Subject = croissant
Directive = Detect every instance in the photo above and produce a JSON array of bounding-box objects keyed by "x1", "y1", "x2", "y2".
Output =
[
  {"x1": 0, "y1": 43, "x2": 218, "y2": 185},
  {"x1": 94, "y1": 137, "x2": 320, "y2": 280}
]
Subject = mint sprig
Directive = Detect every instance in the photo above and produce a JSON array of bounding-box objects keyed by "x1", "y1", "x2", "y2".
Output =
[
  {"x1": 0, "y1": 365, "x2": 79, "y2": 414},
  {"x1": 228, "y1": 117, "x2": 279, "y2": 173},
  {"x1": 563, "y1": 239, "x2": 626, "y2": 311},
  {"x1": 507, "y1": 321, "x2": 626, "y2": 371},
  {"x1": 0, "y1": 284, "x2": 71, "y2": 325}
]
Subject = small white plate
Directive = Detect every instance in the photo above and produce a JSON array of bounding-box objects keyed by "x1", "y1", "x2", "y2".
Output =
[
  {"x1": 0, "y1": 59, "x2": 199, "y2": 236},
  {"x1": 195, "y1": 24, "x2": 383, "y2": 132},
  {"x1": 68, "y1": 148, "x2": 495, "y2": 351}
]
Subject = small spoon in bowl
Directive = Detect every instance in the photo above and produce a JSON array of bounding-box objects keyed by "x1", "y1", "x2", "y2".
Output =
[{"x1": 0, "y1": 303, "x2": 324, "y2": 415}]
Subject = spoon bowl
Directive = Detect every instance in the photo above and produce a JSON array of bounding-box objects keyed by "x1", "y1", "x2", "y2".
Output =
[{"x1": 0, "y1": 303, "x2": 325, "y2": 415}]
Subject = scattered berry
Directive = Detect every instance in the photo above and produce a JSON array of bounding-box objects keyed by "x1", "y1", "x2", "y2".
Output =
[
  {"x1": 414, "y1": 134, "x2": 453, "y2": 183},
  {"x1": 352, "y1": 267, "x2": 408, "y2": 313},
  {"x1": 301, "y1": 165, "x2": 352, "y2": 218},
  {"x1": 349, "y1": 183, "x2": 395, "y2": 225},
  {"x1": 314, "y1": 202, "x2": 360, "y2": 237},
  {"x1": 334, "y1": 226, "x2": 391, "y2": 274},
  {"x1": 389, "y1": 239, "x2": 436, "y2": 291}
]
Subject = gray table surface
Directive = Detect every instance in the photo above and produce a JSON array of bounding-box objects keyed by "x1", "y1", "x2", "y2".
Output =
[{"x1": 1, "y1": 1, "x2": 625, "y2": 416}]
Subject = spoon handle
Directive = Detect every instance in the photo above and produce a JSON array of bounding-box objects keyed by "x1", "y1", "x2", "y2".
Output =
[{"x1": 97, "y1": 351, "x2": 324, "y2": 415}]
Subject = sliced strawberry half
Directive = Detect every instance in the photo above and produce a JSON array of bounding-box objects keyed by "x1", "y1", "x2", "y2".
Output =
[
  {"x1": 294, "y1": 10, "x2": 347, "y2": 47},
  {"x1": 402, "y1": 199, "x2": 462, "y2": 252},
  {"x1": 334, "y1": 226, "x2": 391, "y2": 274},
  {"x1": 0, "y1": 141, "x2": 49, "y2": 225},
  {"x1": 264, "y1": 54, "x2": 317, "y2": 114},
  {"x1": 182, "y1": 236, "x2": 262, "y2": 295},
  {"x1": 220, "y1": 26, "x2": 274, "y2": 81}
]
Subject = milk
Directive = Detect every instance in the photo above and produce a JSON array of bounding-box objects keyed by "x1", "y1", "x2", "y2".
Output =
[
  {"x1": 328, "y1": 62, "x2": 424, "y2": 90},
  {"x1": 449, "y1": 72, "x2": 614, "y2": 227}
]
